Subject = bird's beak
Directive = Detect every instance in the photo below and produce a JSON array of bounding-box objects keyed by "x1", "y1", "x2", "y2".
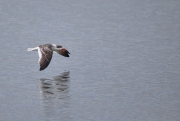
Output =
[{"x1": 61, "y1": 48, "x2": 70, "y2": 57}]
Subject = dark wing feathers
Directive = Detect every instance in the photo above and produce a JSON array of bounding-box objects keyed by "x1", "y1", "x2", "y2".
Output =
[{"x1": 39, "y1": 44, "x2": 53, "y2": 71}]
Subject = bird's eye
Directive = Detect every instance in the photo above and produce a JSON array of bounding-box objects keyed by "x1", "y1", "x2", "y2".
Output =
[{"x1": 57, "y1": 45, "x2": 62, "y2": 48}]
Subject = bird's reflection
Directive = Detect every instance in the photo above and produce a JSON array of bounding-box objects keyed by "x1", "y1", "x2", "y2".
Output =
[
  {"x1": 39, "y1": 71, "x2": 71, "y2": 121},
  {"x1": 39, "y1": 71, "x2": 70, "y2": 99}
]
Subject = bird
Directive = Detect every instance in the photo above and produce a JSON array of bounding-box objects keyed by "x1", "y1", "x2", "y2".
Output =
[{"x1": 27, "y1": 44, "x2": 70, "y2": 71}]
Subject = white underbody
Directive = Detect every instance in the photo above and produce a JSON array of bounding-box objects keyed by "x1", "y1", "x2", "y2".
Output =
[{"x1": 27, "y1": 44, "x2": 62, "y2": 63}]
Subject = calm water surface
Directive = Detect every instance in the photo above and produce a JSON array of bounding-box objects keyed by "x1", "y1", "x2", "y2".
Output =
[{"x1": 0, "y1": 0, "x2": 180, "y2": 121}]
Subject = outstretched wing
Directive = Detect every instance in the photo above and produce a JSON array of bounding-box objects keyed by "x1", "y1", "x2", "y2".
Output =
[
  {"x1": 55, "y1": 48, "x2": 70, "y2": 57},
  {"x1": 38, "y1": 45, "x2": 53, "y2": 71}
]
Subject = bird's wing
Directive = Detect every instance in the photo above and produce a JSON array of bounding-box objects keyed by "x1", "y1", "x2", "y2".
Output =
[
  {"x1": 38, "y1": 45, "x2": 53, "y2": 71},
  {"x1": 55, "y1": 48, "x2": 70, "y2": 57}
]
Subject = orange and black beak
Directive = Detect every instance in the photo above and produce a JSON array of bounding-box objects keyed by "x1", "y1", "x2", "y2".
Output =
[{"x1": 61, "y1": 48, "x2": 70, "y2": 57}]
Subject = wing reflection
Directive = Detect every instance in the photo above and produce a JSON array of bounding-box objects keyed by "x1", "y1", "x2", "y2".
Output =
[{"x1": 39, "y1": 71, "x2": 70, "y2": 99}]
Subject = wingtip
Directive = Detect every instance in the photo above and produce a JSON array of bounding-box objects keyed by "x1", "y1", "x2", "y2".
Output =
[{"x1": 39, "y1": 68, "x2": 43, "y2": 71}]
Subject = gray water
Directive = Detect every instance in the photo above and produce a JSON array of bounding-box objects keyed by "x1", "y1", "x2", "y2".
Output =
[{"x1": 0, "y1": 0, "x2": 180, "y2": 121}]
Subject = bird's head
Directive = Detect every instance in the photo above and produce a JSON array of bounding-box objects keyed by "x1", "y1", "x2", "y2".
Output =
[
  {"x1": 52, "y1": 44, "x2": 70, "y2": 57},
  {"x1": 56, "y1": 45, "x2": 62, "y2": 48}
]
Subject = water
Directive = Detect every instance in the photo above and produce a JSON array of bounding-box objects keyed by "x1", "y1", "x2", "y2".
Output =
[{"x1": 0, "y1": 0, "x2": 180, "y2": 121}]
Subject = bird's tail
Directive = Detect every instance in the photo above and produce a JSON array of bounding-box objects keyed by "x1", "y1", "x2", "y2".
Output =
[
  {"x1": 27, "y1": 47, "x2": 38, "y2": 51},
  {"x1": 27, "y1": 48, "x2": 33, "y2": 51}
]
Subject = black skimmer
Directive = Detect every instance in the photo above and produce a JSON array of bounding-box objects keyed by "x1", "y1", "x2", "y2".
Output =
[{"x1": 27, "y1": 44, "x2": 70, "y2": 71}]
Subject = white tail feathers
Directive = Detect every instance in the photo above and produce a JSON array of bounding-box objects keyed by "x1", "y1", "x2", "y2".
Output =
[
  {"x1": 27, "y1": 47, "x2": 38, "y2": 51},
  {"x1": 27, "y1": 48, "x2": 33, "y2": 51}
]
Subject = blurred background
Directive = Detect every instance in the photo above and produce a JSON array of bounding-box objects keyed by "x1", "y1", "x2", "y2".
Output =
[{"x1": 0, "y1": 0, "x2": 180, "y2": 121}]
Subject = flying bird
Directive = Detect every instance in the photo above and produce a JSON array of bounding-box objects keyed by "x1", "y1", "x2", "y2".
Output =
[{"x1": 27, "y1": 44, "x2": 70, "y2": 71}]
